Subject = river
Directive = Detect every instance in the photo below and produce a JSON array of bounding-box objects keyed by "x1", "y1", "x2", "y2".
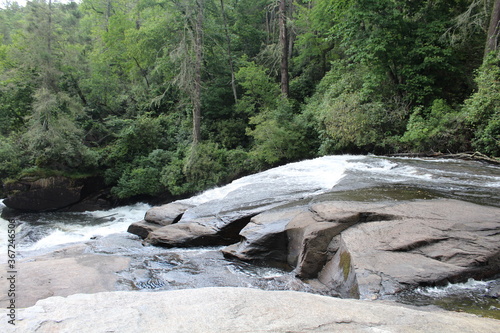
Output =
[{"x1": 1, "y1": 155, "x2": 499, "y2": 317}]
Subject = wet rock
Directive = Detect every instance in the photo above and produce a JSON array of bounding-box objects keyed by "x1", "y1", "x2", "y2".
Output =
[
  {"x1": 224, "y1": 199, "x2": 500, "y2": 299},
  {"x1": 2, "y1": 176, "x2": 111, "y2": 212},
  {"x1": 223, "y1": 207, "x2": 312, "y2": 263},
  {"x1": 145, "y1": 220, "x2": 220, "y2": 247},
  {"x1": 144, "y1": 202, "x2": 193, "y2": 225},
  {"x1": 127, "y1": 220, "x2": 162, "y2": 239},
  {"x1": 6, "y1": 287, "x2": 500, "y2": 333},
  {"x1": 141, "y1": 198, "x2": 266, "y2": 247},
  {"x1": 486, "y1": 284, "x2": 500, "y2": 298}
]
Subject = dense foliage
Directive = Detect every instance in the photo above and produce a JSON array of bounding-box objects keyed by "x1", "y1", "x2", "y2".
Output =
[{"x1": 0, "y1": 0, "x2": 499, "y2": 200}]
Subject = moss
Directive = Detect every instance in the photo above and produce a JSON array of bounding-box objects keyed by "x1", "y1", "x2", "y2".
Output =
[
  {"x1": 16, "y1": 167, "x2": 95, "y2": 181},
  {"x1": 339, "y1": 251, "x2": 351, "y2": 281}
]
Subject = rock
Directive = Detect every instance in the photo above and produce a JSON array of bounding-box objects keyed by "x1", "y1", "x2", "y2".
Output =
[
  {"x1": 0, "y1": 245, "x2": 130, "y2": 308},
  {"x1": 223, "y1": 199, "x2": 500, "y2": 299},
  {"x1": 2, "y1": 176, "x2": 111, "y2": 212},
  {"x1": 144, "y1": 202, "x2": 193, "y2": 225},
  {"x1": 142, "y1": 200, "x2": 260, "y2": 247},
  {"x1": 145, "y1": 220, "x2": 220, "y2": 247},
  {"x1": 127, "y1": 202, "x2": 194, "y2": 239},
  {"x1": 487, "y1": 284, "x2": 500, "y2": 298},
  {"x1": 127, "y1": 220, "x2": 162, "y2": 239},
  {"x1": 4, "y1": 287, "x2": 499, "y2": 333},
  {"x1": 317, "y1": 236, "x2": 360, "y2": 298},
  {"x1": 223, "y1": 207, "x2": 311, "y2": 263}
]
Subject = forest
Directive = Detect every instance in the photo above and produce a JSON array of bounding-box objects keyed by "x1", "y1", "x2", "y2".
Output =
[{"x1": 0, "y1": 0, "x2": 499, "y2": 201}]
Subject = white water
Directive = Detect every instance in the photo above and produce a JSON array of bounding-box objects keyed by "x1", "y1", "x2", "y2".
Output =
[
  {"x1": 183, "y1": 155, "x2": 357, "y2": 206},
  {"x1": 2, "y1": 155, "x2": 499, "y2": 254},
  {"x1": 414, "y1": 278, "x2": 491, "y2": 297},
  {"x1": 0, "y1": 202, "x2": 151, "y2": 258}
]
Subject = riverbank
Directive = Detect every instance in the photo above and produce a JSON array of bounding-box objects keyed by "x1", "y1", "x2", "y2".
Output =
[{"x1": 1, "y1": 155, "x2": 499, "y2": 329}]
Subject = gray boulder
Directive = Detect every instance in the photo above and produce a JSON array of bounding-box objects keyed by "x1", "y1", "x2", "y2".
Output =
[
  {"x1": 127, "y1": 201, "x2": 194, "y2": 239},
  {"x1": 223, "y1": 199, "x2": 500, "y2": 299},
  {"x1": 144, "y1": 201, "x2": 193, "y2": 225}
]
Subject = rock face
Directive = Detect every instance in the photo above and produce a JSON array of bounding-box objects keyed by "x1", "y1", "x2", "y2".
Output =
[
  {"x1": 131, "y1": 198, "x2": 274, "y2": 247},
  {"x1": 2, "y1": 176, "x2": 111, "y2": 212},
  {"x1": 224, "y1": 199, "x2": 500, "y2": 299},
  {"x1": 130, "y1": 197, "x2": 500, "y2": 299},
  {"x1": 4, "y1": 287, "x2": 499, "y2": 333}
]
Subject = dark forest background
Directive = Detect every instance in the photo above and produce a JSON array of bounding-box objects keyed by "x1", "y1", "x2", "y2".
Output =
[{"x1": 1, "y1": 0, "x2": 499, "y2": 200}]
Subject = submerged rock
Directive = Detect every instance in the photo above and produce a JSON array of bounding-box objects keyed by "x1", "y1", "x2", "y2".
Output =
[{"x1": 5, "y1": 287, "x2": 500, "y2": 333}]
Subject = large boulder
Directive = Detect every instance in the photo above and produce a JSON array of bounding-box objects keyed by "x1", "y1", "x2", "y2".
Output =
[
  {"x1": 144, "y1": 202, "x2": 194, "y2": 225},
  {"x1": 5, "y1": 287, "x2": 500, "y2": 333},
  {"x1": 223, "y1": 199, "x2": 500, "y2": 299},
  {"x1": 2, "y1": 176, "x2": 111, "y2": 212},
  {"x1": 127, "y1": 202, "x2": 194, "y2": 239}
]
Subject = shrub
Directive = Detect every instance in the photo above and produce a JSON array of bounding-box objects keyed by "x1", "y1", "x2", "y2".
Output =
[{"x1": 401, "y1": 99, "x2": 470, "y2": 152}]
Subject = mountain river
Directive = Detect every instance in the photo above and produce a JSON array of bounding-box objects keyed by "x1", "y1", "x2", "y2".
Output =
[{"x1": 1, "y1": 155, "x2": 499, "y2": 318}]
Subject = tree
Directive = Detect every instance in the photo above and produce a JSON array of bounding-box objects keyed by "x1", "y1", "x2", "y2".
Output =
[
  {"x1": 279, "y1": 0, "x2": 288, "y2": 97},
  {"x1": 486, "y1": 0, "x2": 500, "y2": 55},
  {"x1": 219, "y1": 0, "x2": 237, "y2": 103}
]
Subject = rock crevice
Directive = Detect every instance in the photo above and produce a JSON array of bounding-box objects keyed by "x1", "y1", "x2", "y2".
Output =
[{"x1": 128, "y1": 198, "x2": 500, "y2": 299}]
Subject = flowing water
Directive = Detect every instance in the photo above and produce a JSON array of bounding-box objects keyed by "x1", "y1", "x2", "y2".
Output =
[{"x1": 1, "y1": 155, "x2": 499, "y2": 317}]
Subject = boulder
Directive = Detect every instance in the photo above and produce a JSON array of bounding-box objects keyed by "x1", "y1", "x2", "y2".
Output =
[
  {"x1": 144, "y1": 202, "x2": 193, "y2": 225},
  {"x1": 5, "y1": 287, "x2": 500, "y2": 333},
  {"x1": 127, "y1": 220, "x2": 162, "y2": 239},
  {"x1": 223, "y1": 199, "x2": 500, "y2": 299},
  {"x1": 2, "y1": 176, "x2": 111, "y2": 212}
]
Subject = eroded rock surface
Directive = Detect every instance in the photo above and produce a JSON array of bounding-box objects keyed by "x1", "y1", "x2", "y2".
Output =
[
  {"x1": 224, "y1": 199, "x2": 500, "y2": 299},
  {"x1": 4, "y1": 287, "x2": 499, "y2": 333},
  {"x1": 129, "y1": 193, "x2": 500, "y2": 299}
]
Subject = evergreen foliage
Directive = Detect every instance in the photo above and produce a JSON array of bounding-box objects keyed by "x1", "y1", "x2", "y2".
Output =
[{"x1": 0, "y1": 0, "x2": 498, "y2": 201}]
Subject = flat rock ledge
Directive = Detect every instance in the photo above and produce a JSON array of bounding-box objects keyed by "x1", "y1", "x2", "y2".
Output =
[
  {"x1": 0, "y1": 245, "x2": 131, "y2": 308},
  {"x1": 2, "y1": 287, "x2": 499, "y2": 333}
]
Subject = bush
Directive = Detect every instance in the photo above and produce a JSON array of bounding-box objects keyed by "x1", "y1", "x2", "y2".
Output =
[
  {"x1": 304, "y1": 62, "x2": 407, "y2": 154},
  {"x1": 111, "y1": 149, "x2": 173, "y2": 199},
  {"x1": 246, "y1": 98, "x2": 313, "y2": 166},
  {"x1": 401, "y1": 99, "x2": 470, "y2": 152},
  {"x1": 160, "y1": 142, "x2": 256, "y2": 196},
  {"x1": 0, "y1": 136, "x2": 23, "y2": 180},
  {"x1": 462, "y1": 55, "x2": 500, "y2": 156}
]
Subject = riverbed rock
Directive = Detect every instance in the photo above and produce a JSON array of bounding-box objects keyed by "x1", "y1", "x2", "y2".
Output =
[
  {"x1": 223, "y1": 199, "x2": 500, "y2": 299},
  {"x1": 2, "y1": 176, "x2": 111, "y2": 212},
  {"x1": 127, "y1": 220, "x2": 162, "y2": 239},
  {"x1": 144, "y1": 201, "x2": 193, "y2": 225},
  {"x1": 0, "y1": 245, "x2": 130, "y2": 308},
  {"x1": 3, "y1": 287, "x2": 499, "y2": 333},
  {"x1": 127, "y1": 202, "x2": 195, "y2": 240}
]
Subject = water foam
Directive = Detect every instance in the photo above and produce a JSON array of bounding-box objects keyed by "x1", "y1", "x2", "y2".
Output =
[
  {"x1": 184, "y1": 155, "x2": 355, "y2": 205},
  {"x1": 18, "y1": 202, "x2": 151, "y2": 252}
]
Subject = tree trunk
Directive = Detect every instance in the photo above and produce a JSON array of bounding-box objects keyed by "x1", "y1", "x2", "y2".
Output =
[
  {"x1": 220, "y1": 0, "x2": 238, "y2": 103},
  {"x1": 279, "y1": 0, "x2": 289, "y2": 97},
  {"x1": 193, "y1": 0, "x2": 204, "y2": 144},
  {"x1": 485, "y1": 0, "x2": 500, "y2": 56}
]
